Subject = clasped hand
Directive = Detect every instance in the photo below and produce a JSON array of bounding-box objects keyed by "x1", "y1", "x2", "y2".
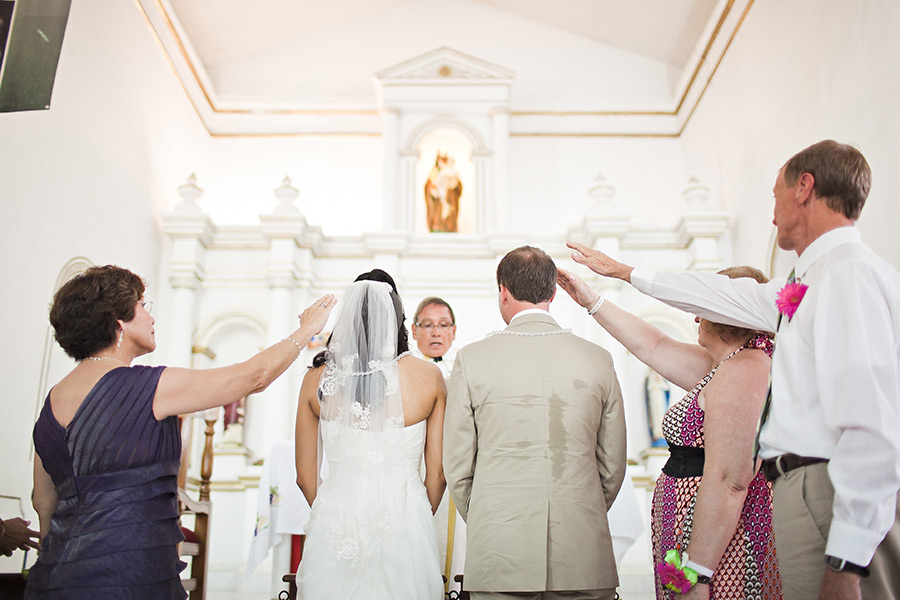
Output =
[{"x1": 0, "y1": 517, "x2": 40, "y2": 556}]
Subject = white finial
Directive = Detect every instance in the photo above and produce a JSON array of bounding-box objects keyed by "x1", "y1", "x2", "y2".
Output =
[
  {"x1": 587, "y1": 173, "x2": 617, "y2": 214},
  {"x1": 273, "y1": 176, "x2": 300, "y2": 214},
  {"x1": 682, "y1": 176, "x2": 710, "y2": 210},
  {"x1": 175, "y1": 173, "x2": 204, "y2": 213}
]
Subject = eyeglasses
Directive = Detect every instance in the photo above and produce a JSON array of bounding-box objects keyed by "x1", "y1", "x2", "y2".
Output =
[
  {"x1": 141, "y1": 301, "x2": 154, "y2": 314},
  {"x1": 415, "y1": 321, "x2": 453, "y2": 331}
]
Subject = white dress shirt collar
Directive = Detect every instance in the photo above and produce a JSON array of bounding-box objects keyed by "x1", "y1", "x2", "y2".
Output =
[
  {"x1": 509, "y1": 308, "x2": 551, "y2": 324},
  {"x1": 794, "y1": 226, "x2": 860, "y2": 280}
]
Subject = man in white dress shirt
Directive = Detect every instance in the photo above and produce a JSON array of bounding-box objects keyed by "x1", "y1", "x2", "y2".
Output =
[
  {"x1": 411, "y1": 296, "x2": 465, "y2": 590},
  {"x1": 568, "y1": 140, "x2": 900, "y2": 600}
]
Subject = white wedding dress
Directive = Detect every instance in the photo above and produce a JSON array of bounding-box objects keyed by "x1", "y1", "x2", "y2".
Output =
[{"x1": 295, "y1": 418, "x2": 444, "y2": 600}]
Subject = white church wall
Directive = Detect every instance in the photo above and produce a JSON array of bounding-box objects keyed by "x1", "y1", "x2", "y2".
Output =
[
  {"x1": 679, "y1": 0, "x2": 900, "y2": 273},
  {"x1": 202, "y1": 0, "x2": 675, "y2": 110},
  {"x1": 183, "y1": 135, "x2": 384, "y2": 233},
  {"x1": 0, "y1": 0, "x2": 208, "y2": 512},
  {"x1": 507, "y1": 137, "x2": 689, "y2": 234}
]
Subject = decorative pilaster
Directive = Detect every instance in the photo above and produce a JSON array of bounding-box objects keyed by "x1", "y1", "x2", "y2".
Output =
[
  {"x1": 675, "y1": 177, "x2": 731, "y2": 270},
  {"x1": 258, "y1": 177, "x2": 310, "y2": 441},
  {"x1": 569, "y1": 173, "x2": 630, "y2": 257},
  {"x1": 381, "y1": 108, "x2": 402, "y2": 230},
  {"x1": 162, "y1": 174, "x2": 215, "y2": 369},
  {"x1": 489, "y1": 107, "x2": 510, "y2": 233}
]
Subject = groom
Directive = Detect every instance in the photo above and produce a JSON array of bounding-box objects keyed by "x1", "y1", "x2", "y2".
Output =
[{"x1": 443, "y1": 245, "x2": 626, "y2": 600}]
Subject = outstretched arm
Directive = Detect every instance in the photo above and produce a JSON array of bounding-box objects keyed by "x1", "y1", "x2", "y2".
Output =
[
  {"x1": 567, "y1": 240, "x2": 781, "y2": 333},
  {"x1": 567, "y1": 241, "x2": 635, "y2": 282},
  {"x1": 153, "y1": 295, "x2": 336, "y2": 419},
  {"x1": 557, "y1": 268, "x2": 712, "y2": 390}
]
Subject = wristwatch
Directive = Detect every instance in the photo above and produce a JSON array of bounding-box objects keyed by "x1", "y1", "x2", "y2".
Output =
[{"x1": 824, "y1": 555, "x2": 870, "y2": 577}]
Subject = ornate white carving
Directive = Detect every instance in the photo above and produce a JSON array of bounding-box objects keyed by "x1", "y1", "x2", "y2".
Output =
[
  {"x1": 273, "y1": 177, "x2": 300, "y2": 214},
  {"x1": 374, "y1": 47, "x2": 514, "y2": 82}
]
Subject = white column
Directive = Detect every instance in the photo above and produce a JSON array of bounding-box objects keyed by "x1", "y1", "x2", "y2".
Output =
[
  {"x1": 474, "y1": 154, "x2": 490, "y2": 233},
  {"x1": 265, "y1": 244, "x2": 296, "y2": 442},
  {"x1": 400, "y1": 150, "x2": 418, "y2": 232},
  {"x1": 490, "y1": 107, "x2": 510, "y2": 232},
  {"x1": 381, "y1": 107, "x2": 401, "y2": 230},
  {"x1": 259, "y1": 178, "x2": 308, "y2": 443},
  {"x1": 161, "y1": 175, "x2": 214, "y2": 369},
  {"x1": 167, "y1": 273, "x2": 199, "y2": 368}
]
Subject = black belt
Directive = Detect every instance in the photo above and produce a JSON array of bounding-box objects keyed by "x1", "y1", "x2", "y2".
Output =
[
  {"x1": 761, "y1": 453, "x2": 829, "y2": 482},
  {"x1": 662, "y1": 445, "x2": 705, "y2": 478}
]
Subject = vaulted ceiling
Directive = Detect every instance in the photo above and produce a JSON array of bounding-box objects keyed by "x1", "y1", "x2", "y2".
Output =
[
  {"x1": 170, "y1": 0, "x2": 718, "y2": 73},
  {"x1": 142, "y1": 0, "x2": 749, "y2": 135}
]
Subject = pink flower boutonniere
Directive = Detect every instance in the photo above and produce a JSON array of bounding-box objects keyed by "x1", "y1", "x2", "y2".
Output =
[
  {"x1": 656, "y1": 549, "x2": 698, "y2": 594},
  {"x1": 776, "y1": 280, "x2": 809, "y2": 321}
]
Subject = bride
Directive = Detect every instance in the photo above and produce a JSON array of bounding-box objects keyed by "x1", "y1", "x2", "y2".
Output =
[{"x1": 294, "y1": 270, "x2": 446, "y2": 599}]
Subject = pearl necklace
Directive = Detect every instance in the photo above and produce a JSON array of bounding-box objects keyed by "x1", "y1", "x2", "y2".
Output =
[{"x1": 86, "y1": 356, "x2": 127, "y2": 366}]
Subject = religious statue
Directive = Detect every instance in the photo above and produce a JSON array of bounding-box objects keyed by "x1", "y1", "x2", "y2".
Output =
[
  {"x1": 424, "y1": 150, "x2": 462, "y2": 232},
  {"x1": 221, "y1": 397, "x2": 245, "y2": 445},
  {"x1": 645, "y1": 370, "x2": 671, "y2": 447}
]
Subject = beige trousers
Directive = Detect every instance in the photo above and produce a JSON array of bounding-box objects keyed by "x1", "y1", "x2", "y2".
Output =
[
  {"x1": 772, "y1": 462, "x2": 900, "y2": 600},
  {"x1": 469, "y1": 590, "x2": 616, "y2": 600}
]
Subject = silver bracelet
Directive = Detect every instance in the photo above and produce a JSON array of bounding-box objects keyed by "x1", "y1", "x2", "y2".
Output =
[
  {"x1": 587, "y1": 295, "x2": 605, "y2": 316},
  {"x1": 282, "y1": 336, "x2": 304, "y2": 356}
]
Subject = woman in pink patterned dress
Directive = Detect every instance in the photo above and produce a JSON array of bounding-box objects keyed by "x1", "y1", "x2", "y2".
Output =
[{"x1": 558, "y1": 264, "x2": 782, "y2": 600}]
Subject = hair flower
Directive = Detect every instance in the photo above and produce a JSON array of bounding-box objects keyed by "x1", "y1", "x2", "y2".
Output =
[
  {"x1": 775, "y1": 281, "x2": 809, "y2": 321},
  {"x1": 656, "y1": 549, "x2": 698, "y2": 594}
]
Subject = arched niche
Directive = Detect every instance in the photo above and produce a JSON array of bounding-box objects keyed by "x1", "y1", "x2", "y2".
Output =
[
  {"x1": 406, "y1": 121, "x2": 483, "y2": 235},
  {"x1": 33, "y1": 257, "x2": 94, "y2": 455},
  {"x1": 188, "y1": 313, "x2": 268, "y2": 466},
  {"x1": 376, "y1": 47, "x2": 512, "y2": 235},
  {"x1": 624, "y1": 308, "x2": 695, "y2": 452}
]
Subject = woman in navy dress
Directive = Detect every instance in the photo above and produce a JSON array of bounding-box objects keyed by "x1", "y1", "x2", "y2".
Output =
[{"x1": 27, "y1": 265, "x2": 335, "y2": 599}]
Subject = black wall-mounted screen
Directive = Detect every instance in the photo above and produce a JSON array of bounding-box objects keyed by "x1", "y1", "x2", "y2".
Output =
[{"x1": 0, "y1": 0, "x2": 72, "y2": 112}]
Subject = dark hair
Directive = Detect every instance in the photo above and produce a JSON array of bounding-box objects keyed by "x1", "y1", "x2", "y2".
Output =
[
  {"x1": 49, "y1": 265, "x2": 145, "y2": 360},
  {"x1": 413, "y1": 297, "x2": 455, "y2": 325},
  {"x1": 496, "y1": 246, "x2": 556, "y2": 304},
  {"x1": 708, "y1": 266, "x2": 769, "y2": 342},
  {"x1": 312, "y1": 269, "x2": 409, "y2": 368},
  {"x1": 783, "y1": 140, "x2": 871, "y2": 220}
]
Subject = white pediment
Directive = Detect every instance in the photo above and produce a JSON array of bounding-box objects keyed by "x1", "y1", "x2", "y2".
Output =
[{"x1": 375, "y1": 47, "x2": 514, "y2": 82}]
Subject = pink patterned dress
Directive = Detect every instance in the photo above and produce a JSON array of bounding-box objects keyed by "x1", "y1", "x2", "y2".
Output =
[{"x1": 651, "y1": 334, "x2": 782, "y2": 599}]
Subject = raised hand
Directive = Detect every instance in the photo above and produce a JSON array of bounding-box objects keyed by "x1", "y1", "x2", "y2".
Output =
[
  {"x1": 299, "y1": 294, "x2": 337, "y2": 336},
  {"x1": 556, "y1": 268, "x2": 600, "y2": 309},
  {"x1": 566, "y1": 240, "x2": 634, "y2": 282}
]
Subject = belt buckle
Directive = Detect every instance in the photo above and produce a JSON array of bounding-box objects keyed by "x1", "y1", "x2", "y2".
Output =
[{"x1": 775, "y1": 455, "x2": 787, "y2": 479}]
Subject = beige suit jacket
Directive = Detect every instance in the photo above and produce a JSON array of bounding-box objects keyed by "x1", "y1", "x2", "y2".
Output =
[{"x1": 444, "y1": 312, "x2": 626, "y2": 592}]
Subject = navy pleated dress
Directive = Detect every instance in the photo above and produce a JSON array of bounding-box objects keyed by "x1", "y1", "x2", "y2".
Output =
[{"x1": 27, "y1": 365, "x2": 187, "y2": 599}]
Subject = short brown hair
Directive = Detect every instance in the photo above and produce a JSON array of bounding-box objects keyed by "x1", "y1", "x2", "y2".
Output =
[
  {"x1": 50, "y1": 265, "x2": 145, "y2": 360},
  {"x1": 496, "y1": 246, "x2": 556, "y2": 304},
  {"x1": 783, "y1": 140, "x2": 871, "y2": 220},
  {"x1": 414, "y1": 297, "x2": 455, "y2": 325},
  {"x1": 709, "y1": 266, "x2": 769, "y2": 342}
]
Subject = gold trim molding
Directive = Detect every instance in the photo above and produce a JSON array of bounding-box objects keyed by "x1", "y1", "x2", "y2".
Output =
[{"x1": 134, "y1": 0, "x2": 754, "y2": 138}]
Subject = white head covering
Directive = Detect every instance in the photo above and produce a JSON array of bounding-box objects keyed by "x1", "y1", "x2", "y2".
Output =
[{"x1": 314, "y1": 280, "x2": 409, "y2": 569}]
